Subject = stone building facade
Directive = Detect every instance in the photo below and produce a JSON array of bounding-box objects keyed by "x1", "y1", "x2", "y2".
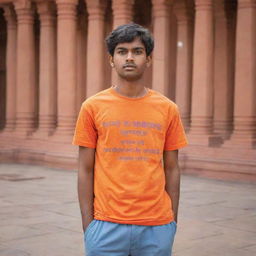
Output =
[{"x1": 0, "y1": 0, "x2": 255, "y2": 181}]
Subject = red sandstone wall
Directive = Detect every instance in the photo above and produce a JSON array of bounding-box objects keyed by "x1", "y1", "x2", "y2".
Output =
[{"x1": 0, "y1": 0, "x2": 255, "y2": 182}]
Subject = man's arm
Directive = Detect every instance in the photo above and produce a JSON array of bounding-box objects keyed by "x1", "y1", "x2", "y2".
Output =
[
  {"x1": 163, "y1": 150, "x2": 180, "y2": 223},
  {"x1": 77, "y1": 146, "x2": 95, "y2": 232}
]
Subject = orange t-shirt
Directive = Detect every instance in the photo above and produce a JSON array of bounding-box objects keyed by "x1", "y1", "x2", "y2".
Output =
[{"x1": 73, "y1": 87, "x2": 188, "y2": 226}]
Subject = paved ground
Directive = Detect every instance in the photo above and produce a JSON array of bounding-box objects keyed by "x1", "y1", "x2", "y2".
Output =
[{"x1": 0, "y1": 163, "x2": 255, "y2": 256}]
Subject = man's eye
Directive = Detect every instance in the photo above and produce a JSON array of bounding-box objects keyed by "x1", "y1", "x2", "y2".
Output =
[
  {"x1": 118, "y1": 50, "x2": 126, "y2": 54},
  {"x1": 135, "y1": 50, "x2": 142, "y2": 54}
]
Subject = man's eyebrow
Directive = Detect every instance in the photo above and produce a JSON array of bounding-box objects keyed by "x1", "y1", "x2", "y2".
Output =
[
  {"x1": 115, "y1": 47, "x2": 145, "y2": 50},
  {"x1": 116, "y1": 47, "x2": 127, "y2": 50},
  {"x1": 133, "y1": 47, "x2": 145, "y2": 50}
]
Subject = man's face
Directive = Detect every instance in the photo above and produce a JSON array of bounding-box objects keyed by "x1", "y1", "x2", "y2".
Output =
[{"x1": 110, "y1": 37, "x2": 151, "y2": 81}]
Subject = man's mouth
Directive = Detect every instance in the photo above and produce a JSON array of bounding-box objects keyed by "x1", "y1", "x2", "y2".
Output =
[{"x1": 123, "y1": 64, "x2": 136, "y2": 69}]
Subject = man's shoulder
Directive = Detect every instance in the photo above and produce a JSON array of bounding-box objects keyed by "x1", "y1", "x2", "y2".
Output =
[
  {"x1": 81, "y1": 88, "x2": 112, "y2": 107},
  {"x1": 149, "y1": 89, "x2": 178, "y2": 109}
]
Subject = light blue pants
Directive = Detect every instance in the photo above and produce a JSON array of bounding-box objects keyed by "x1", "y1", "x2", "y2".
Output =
[{"x1": 84, "y1": 219, "x2": 177, "y2": 256}]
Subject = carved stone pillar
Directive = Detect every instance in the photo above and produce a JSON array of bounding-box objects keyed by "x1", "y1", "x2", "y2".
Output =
[
  {"x1": 54, "y1": 0, "x2": 78, "y2": 138},
  {"x1": 85, "y1": 0, "x2": 106, "y2": 97},
  {"x1": 76, "y1": 6, "x2": 87, "y2": 112},
  {"x1": 213, "y1": 0, "x2": 235, "y2": 140},
  {"x1": 225, "y1": 0, "x2": 256, "y2": 148},
  {"x1": 174, "y1": 0, "x2": 193, "y2": 130},
  {"x1": 14, "y1": 0, "x2": 36, "y2": 136},
  {"x1": 112, "y1": 0, "x2": 134, "y2": 28},
  {"x1": 189, "y1": 0, "x2": 221, "y2": 145},
  {"x1": 111, "y1": 0, "x2": 134, "y2": 86},
  {"x1": 3, "y1": 5, "x2": 17, "y2": 133},
  {"x1": 152, "y1": 0, "x2": 173, "y2": 96},
  {"x1": 34, "y1": 0, "x2": 57, "y2": 137}
]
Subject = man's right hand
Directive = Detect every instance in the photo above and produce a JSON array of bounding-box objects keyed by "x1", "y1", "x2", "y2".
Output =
[
  {"x1": 77, "y1": 146, "x2": 95, "y2": 234},
  {"x1": 82, "y1": 216, "x2": 94, "y2": 233}
]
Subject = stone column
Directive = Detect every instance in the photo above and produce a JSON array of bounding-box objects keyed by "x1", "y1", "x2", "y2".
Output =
[
  {"x1": 189, "y1": 0, "x2": 221, "y2": 145},
  {"x1": 226, "y1": 0, "x2": 256, "y2": 148},
  {"x1": 111, "y1": 0, "x2": 134, "y2": 86},
  {"x1": 76, "y1": 8, "x2": 87, "y2": 113},
  {"x1": 14, "y1": 0, "x2": 36, "y2": 136},
  {"x1": 3, "y1": 5, "x2": 17, "y2": 133},
  {"x1": 53, "y1": 0, "x2": 78, "y2": 139},
  {"x1": 213, "y1": 0, "x2": 235, "y2": 140},
  {"x1": 152, "y1": 0, "x2": 173, "y2": 96},
  {"x1": 112, "y1": 0, "x2": 134, "y2": 28},
  {"x1": 85, "y1": 0, "x2": 106, "y2": 97},
  {"x1": 34, "y1": 0, "x2": 57, "y2": 137},
  {"x1": 174, "y1": 0, "x2": 193, "y2": 130}
]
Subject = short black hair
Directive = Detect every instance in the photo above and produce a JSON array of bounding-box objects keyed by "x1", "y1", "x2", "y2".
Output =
[{"x1": 105, "y1": 23, "x2": 154, "y2": 57}]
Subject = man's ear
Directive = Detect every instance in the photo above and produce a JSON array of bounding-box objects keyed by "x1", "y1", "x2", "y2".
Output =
[
  {"x1": 146, "y1": 55, "x2": 152, "y2": 67},
  {"x1": 109, "y1": 55, "x2": 114, "y2": 67}
]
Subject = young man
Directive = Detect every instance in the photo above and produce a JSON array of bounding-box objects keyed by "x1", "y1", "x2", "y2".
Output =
[{"x1": 73, "y1": 23, "x2": 188, "y2": 256}]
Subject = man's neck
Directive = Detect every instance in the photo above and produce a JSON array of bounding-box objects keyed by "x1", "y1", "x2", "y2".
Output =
[{"x1": 113, "y1": 79, "x2": 147, "y2": 98}]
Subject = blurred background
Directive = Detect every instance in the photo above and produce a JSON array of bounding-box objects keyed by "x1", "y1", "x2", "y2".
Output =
[
  {"x1": 0, "y1": 1, "x2": 255, "y2": 255},
  {"x1": 0, "y1": 0, "x2": 255, "y2": 181}
]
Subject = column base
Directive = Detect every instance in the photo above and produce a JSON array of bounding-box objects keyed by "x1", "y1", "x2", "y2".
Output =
[
  {"x1": 213, "y1": 130, "x2": 232, "y2": 141},
  {"x1": 213, "y1": 122, "x2": 233, "y2": 140},
  {"x1": 187, "y1": 133, "x2": 223, "y2": 147},
  {"x1": 181, "y1": 116, "x2": 190, "y2": 132},
  {"x1": 12, "y1": 128, "x2": 36, "y2": 138},
  {"x1": 49, "y1": 129, "x2": 74, "y2": 143},
  {"x1": 223, "y1": 134, "x2": 256, "y2": 149},
  {"x1": 0, "y1": 129, "x2": 15, "y2": 136},
  {"x1": 31, "y1": 129, "x2": 55, "y2": 140},
  {"x1": 1, "y1": 124, "x2": 16, "y2": 134},
  {"x1": 14, "y1": 119, "x2": 37, "y2": 138}
]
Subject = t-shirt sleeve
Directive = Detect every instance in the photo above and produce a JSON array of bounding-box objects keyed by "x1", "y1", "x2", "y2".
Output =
[
  {"x1": 72, "y1": 102, "x2": 97, "y2": 148},
  {"x1": 164, "y1": 104, "x2": 188, "y2": 151}
]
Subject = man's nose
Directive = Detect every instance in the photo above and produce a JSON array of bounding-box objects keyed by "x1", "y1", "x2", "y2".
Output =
[{"x1": 126, "y1": 51, "x2": 134, "y2": 61}]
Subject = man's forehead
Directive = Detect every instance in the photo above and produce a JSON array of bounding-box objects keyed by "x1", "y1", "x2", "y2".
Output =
[{"x1": 115, "y1": 38, "x2": 145, "y2": 50}]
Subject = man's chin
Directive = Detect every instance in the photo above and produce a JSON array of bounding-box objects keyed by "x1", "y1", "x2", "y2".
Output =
[{"x1": 119, "y1": 73, "x2": 143, "y2": 81}]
